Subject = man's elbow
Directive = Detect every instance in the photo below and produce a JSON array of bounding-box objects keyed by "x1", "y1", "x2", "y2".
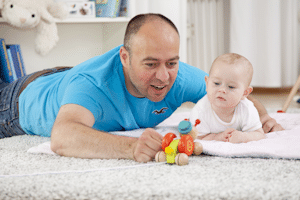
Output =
[{"x1": 50, "y1": 132, "x2": 65, "y2": 156}]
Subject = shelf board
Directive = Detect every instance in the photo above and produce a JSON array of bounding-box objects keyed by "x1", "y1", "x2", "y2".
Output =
[{"x1": 0, "y1": 17, "x2": 130, "y2": 24}]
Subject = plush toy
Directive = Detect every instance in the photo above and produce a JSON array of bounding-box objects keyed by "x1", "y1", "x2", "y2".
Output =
[
  {"x1": 0, "y1": 0, "x2": 69, "y2": 55},
  {"x1": 155, "y1": 120, "x2": 203, "y2": 166}
]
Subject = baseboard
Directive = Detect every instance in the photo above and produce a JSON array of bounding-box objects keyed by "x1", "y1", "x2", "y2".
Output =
[{"x1": 252, "y1": 87, "x2": 297, "y2": 94}]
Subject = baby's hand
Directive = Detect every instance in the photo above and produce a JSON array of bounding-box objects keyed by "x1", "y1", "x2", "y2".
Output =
[
  {"x1": 228, "y1": 130, "x2": 244, "y2": 143},
  {"x1": 215, "y1": 128, "x2": 236, "y2": 142}
]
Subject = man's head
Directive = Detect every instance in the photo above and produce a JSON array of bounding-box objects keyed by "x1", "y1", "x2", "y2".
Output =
[
  {"x1": 205, "y1": 53, "x2": 254, "y2": 109},
  {"x1": 123, "y1": 13, "x2": 179, "y2": 54},
  {"x1": 120, "y1": 13, "x2": 180, "y2": 102}
]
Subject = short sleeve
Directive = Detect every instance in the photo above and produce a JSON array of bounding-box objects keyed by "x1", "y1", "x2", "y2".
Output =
[
  {"x1": 61, "y1": 75, "x2": 103, "y2": 121},
  {"x1": 190, "y1": 101, "x2": 211, "y2": 136},
  {"x1": 241, "y1": 99, "x2": 262, "y2": 132}
]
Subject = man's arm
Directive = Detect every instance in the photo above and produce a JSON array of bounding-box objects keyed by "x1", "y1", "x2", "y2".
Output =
[
  {"x1": 50, "y1": 104, "x2": 163, "y2": 162},
  {"x1": 247, "y1": 95, "x2": 284, "y2": 132}
]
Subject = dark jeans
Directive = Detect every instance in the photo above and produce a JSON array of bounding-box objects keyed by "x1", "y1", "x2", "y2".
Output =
[{"x1": 0, "y1": 67, "x2": 71, "y2": 139}]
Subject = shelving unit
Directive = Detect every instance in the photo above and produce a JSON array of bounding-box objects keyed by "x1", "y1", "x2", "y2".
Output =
[
  {"x1": 0, "y1": 17, "x2": 130, "y2": 23},
  {"x1": 0, "y1": 0, "x2": 188, "y2": 73},
  {"x1": 0, "y1": 17, "x2": 130, "y2": 73}
]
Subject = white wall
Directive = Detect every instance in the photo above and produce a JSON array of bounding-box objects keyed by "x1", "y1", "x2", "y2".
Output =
[
  {"x1": 0, "y1": 0, "x2": 187, "y2": 74},
  {"x1": 0, "y1": 22, "x2": 127, "y2": 74}
]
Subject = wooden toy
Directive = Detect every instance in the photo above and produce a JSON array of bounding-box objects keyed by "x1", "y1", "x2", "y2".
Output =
[
  {"x1": 279, "y1": 75, "x2": 300, "y2": 113},
  {"x1": 155, "y1": 120, "x2": 203, "y2": 166}
]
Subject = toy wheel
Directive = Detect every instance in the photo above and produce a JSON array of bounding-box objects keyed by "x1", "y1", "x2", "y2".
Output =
[{"x1": 175, "y1": 153, "x2": 189, "y2": 166}]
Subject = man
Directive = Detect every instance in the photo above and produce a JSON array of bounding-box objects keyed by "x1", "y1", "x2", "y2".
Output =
[{"x1": 0, "y1": 14, "x2": 283, "y2": 163}]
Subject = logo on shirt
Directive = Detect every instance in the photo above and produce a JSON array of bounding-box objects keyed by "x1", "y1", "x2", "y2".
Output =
[{"x1": 152, "y1": 107, "x2": 168, "y2": 115}]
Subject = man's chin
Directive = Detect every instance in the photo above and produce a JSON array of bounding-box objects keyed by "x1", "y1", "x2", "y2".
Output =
[{"x1": 148, "y1": 94, "x2": 166, "y2": 102}]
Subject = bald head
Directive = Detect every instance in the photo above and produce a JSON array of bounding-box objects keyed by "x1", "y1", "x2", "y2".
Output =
[
  {"x1": 123, "y1": 13, "x2": 179, "y2": 53},
  {"x1": 210, "y1": 53, "x2": 253, "y2": 86}
]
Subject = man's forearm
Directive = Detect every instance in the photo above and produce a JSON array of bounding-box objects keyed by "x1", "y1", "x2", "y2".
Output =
[
  {"x1": 51, "y1": 121, "x2": 137, "y2": 160},
  {"x1": 248, "y1": 95, "x2": 268, "y2": 117}
]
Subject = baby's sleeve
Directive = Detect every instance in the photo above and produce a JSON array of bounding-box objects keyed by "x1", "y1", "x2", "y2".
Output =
[
  {"x1": 241, "y1": 99, "x2": 262, "y2": 132},
  {"x1": 190, "y1": 102, "x2": 211, "y2": 136}
]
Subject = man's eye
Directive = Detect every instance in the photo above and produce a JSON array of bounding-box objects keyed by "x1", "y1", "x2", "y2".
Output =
[
  {"x1": 145, "y1": 63, "x2": 157, "y2": 67},
  {"x1": 167, "y1": 62, "x2": 177, "y2": 67},
  {"x1": 146, "y1": 63, "x2": 154, "y2": 67}
]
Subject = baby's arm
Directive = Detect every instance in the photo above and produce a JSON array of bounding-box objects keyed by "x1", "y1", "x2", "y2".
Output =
[
  {"x1": 197, "y1": 128, "x2": 236, "y2": 142},
  {"x1": 228, "y1": 128, "x2": 265, "y2": 143}
]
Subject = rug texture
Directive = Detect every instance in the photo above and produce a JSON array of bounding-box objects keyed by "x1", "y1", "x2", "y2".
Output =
[{"x1": 1, "y1": 110, "x2": 300, "y2": 200}]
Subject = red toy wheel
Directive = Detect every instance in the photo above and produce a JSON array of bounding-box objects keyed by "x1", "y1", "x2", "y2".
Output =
[
  {"x1": 178, "y1": 135, "x2": 194, "y2": 156},
  {"x1": 161, "y1": 133, "x2": 177, "y2": 151}
]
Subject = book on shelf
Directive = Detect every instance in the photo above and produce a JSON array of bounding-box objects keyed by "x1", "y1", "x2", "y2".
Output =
[
  {"x1": 6, "y1": 48, "x2": 17, "y2": 81},
  {"x1": 118, "y1": 0, "x2": 129, "y2": 17},
  {"x1": 0, "y1": 38, "x2": 14, "y2": 83},
  {"x1": 91, "y1": 0, "x2": 121, "y2": 18},
  {"x1": 6, "y1": 44, "x2": 26, "y2": 79},
  {"x1": 0, "y1": 38, "x2": 26, "y2": 83}
]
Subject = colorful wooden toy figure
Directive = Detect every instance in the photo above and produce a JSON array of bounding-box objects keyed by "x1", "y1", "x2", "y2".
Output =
[{"x1": 155, "y1": 120, "x2": 203, "y2": 166}]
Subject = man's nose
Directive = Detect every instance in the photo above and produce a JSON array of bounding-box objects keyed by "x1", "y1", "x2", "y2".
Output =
[{"x1": 155, "y1": 65, "x2": 169, "y2": 82}]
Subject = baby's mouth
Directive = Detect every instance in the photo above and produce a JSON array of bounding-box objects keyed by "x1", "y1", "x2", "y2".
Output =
[{"x1": 217, "y1": 97, "x2": 226, "y2": 101}]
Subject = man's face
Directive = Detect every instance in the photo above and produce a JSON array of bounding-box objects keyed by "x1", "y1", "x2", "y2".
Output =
[
  {"x1": 122, "y1": 21, "x2": 180, "y2": 102},
  {"x1": 205, "y1": 61, "x2": 249, "y2": 110}
]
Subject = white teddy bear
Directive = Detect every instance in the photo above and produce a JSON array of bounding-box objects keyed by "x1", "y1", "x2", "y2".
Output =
[{"x1": 0, "y1": 0, "x2": 69, "y2": 55}]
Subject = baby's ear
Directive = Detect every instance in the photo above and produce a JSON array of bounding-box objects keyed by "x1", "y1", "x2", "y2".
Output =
[
  {"x1": 205, "y1": 76, "x2": 209, "y2": 84},
  {"x1": 204, "y1": 76, "x2": 209, "y2": 91},
  {"x1": 242, "y1": 86, "x2": 253, "y2": 99}
]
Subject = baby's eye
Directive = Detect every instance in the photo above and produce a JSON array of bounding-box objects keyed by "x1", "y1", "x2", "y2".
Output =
[
  {"x1": 214, "y1": 82, "x2": 220, "y2": 86},
  {"x1": 228, "y1": 86, "x2": 235, "y2": 89}
]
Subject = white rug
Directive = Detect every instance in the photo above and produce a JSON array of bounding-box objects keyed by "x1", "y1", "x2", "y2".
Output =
[
  {"x1": 1, "y1": 110, "x2": 300, "y2": 199},
  {"x1": 28, "y1": 112, "x2": 300, "y2": 160}
]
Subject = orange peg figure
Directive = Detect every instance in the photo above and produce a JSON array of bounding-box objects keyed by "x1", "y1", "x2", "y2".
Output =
[{"x1": 155, "y1": 120, "x2": 203, "y2": 166}]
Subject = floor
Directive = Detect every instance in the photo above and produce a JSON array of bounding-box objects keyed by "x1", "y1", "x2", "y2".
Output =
[{"x1": 177, "y1": 88, "x2": 300, "y2": 113}]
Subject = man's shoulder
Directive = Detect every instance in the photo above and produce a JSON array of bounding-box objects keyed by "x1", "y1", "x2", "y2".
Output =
[{"x1": 178, "y1": 61, "x2": 208, "y2": 77}]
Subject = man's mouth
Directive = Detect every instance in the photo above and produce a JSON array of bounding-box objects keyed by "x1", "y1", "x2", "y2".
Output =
[{"x1": 151, "y1": 85, "x2": 166, "y2": 91}]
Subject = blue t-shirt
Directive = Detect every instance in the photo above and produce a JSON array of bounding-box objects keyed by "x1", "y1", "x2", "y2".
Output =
[{"x1": 19, "y1": 45, "x2": 207, "y2": 137}]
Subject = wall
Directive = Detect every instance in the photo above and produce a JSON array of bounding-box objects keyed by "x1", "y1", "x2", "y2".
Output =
[{"x1": 0, "y1": 22, "x2": 127, "y2": 74}]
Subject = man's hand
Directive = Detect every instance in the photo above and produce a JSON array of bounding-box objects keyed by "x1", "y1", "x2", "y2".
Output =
[
  {"x1": 132, "y1": 128, "x2": 163, "y2": 163},
  {"x1": 260, "y1": 114, "x2": 284, "y2": 133}
]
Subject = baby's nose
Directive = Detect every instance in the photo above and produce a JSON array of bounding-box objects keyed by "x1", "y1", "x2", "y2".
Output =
[{"x1": 218, "y1": 87, "x2": 226, "y2": 93}]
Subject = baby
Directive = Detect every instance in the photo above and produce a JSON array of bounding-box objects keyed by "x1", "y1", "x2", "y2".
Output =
[{"x1": 190, "y1": 53, "x2": 265, "y2": 143}]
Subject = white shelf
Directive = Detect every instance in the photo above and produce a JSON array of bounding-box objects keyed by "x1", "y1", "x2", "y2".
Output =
[
  {"x1": 0, "y1": 17, "x2": 130, "y2": 24},
  {"x1": 57, "y1": 17, "x2": 130, "y2": 23}
]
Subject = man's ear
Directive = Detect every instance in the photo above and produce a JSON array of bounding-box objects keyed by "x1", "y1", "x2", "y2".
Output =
[
  {"x1": 242, "y1": 86, "x2": 253, "y2": 100},
  {"x1": 120, "y1": 46, "x2": 130, "y2": 68}
]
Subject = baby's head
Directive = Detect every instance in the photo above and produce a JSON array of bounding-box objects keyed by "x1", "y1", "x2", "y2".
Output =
[{"x1": 205, "y1": 53, "x2": 254, "y2": 109}]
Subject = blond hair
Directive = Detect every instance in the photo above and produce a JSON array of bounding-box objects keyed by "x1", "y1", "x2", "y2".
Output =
[{"x1": 210, "y1": 53, "x2": 253, "y2": 86}]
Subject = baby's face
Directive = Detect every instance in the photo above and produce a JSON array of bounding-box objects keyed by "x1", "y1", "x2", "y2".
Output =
[{"x1": 206, "y1": 61, "x2": 250, "y2": 110}]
